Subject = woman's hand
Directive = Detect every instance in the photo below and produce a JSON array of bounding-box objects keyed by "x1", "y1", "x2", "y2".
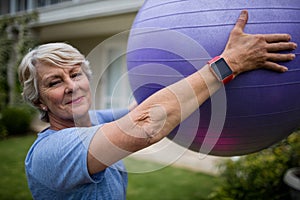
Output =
[{"x1": 221, "y1": 10, "x2": 297, "y2": 77}]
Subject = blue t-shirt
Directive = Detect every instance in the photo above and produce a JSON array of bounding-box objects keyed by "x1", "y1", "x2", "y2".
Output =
[{"x1": 25, "y1": 109, "x2": 129, "y2": 200}]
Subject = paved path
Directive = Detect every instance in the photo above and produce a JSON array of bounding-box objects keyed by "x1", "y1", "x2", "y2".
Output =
[{"x1": 128, "y1": 138, "x2": 228, "y2": 175}]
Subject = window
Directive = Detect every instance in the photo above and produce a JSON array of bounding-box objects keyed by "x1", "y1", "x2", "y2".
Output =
[
  {"x1": 16, "y1": 0, "x2": 27, "y2": 12},
  {"x1": 0, "y1": 0, "x2": 80, "y2": 16},
  {"x1": 0, "y1": 0, "x2": 10, "y2": 15},
  {"x1": 93, "y1": 46, "x2": 133, "y2": 110},
  {"x1": 37, "y1": 0, "x2": 72, "y2": 8},
  {"x1": 102, "y1": 48, "x2": 132, "y2": 109}
]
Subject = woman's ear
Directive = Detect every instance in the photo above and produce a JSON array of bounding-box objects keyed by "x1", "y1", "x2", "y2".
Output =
[
  {"x1": 40, "y1": 105, "x2": 48, "y2": 111},
  {"x1": 34, "y1": 99, "x2": 48, "y2": 111}
]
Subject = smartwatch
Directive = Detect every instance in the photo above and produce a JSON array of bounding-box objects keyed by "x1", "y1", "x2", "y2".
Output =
[{"x1": 208, "y1": 56, "x2": 234, "y2": 84}]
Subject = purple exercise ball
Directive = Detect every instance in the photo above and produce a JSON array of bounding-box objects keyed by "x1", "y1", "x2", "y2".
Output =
[{"x1": 127, "y1": 0, "x2": 300, "y2": 156}]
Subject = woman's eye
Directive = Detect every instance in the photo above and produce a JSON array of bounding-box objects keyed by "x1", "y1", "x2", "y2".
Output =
[
  {"x1": 71, "y1": 72, "x2": 82, "y2": 79},
  {"x1": 49, "y1": 80, "x2": 61, "y2": 87}
]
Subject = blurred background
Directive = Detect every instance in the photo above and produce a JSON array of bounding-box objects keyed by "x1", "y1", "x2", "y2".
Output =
[{"x1": 0, "y1": 1, "x2": 299, "y2": 199}]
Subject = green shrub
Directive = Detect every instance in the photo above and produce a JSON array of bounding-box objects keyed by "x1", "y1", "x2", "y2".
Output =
[
  {"x1": 209, "y1": 132, "x2": 300, "y2": 200},
  {"x1": 0, "y1": 105, "x2": 35, "y2": 136},
  {"x1": 0, "y1": 123, "x2": 8, "y2": 139}
]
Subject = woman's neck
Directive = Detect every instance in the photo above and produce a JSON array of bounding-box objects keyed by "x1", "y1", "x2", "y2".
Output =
[{"x1": 48, "y1": 113, "x2": 92, "y2": 130}]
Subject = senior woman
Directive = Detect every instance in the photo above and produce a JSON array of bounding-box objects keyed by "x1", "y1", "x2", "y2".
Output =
[{"x1": 19, "y1": 11, "x2": 296, "y2": 199}]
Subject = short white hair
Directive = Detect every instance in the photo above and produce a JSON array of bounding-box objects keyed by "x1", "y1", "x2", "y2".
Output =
[{"x1": 18, "y1": 42, "x2": 92, "y2": 122}]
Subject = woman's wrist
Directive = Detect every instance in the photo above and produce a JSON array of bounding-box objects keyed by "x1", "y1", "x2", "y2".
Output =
[
  {"x1": 207, "y1": 56, "x2": 234, "y2": 84},
  {"x1": 220, "y1": 54, "x2": 240, "y2": 79}
]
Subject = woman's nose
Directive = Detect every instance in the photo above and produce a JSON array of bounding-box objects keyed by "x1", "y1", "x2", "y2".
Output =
[{"x1": 65, "y1": 79, "x2": 77, "y2": 94}]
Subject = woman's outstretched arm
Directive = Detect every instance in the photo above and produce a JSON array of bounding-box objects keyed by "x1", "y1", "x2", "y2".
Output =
[{"x1": 87, "y1": 10, "x2": 297, "y2": 174}]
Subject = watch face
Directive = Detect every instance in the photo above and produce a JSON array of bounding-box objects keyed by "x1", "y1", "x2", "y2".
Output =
[{"x1": 211, "y1": 58, "x2": 233, "y2": 80}]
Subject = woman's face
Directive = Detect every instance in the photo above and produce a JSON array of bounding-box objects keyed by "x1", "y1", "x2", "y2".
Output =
[{"x1": 37, "y1": 63, "x2": 91, "y2": 125}]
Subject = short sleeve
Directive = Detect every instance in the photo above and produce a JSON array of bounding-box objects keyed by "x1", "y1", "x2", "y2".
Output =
[
  {"x1": 89, "y1": 109, "x2": 129, "y2": 125},
  {"x1": 26, "y1": 125, "x2": 102, "y2": 191}
]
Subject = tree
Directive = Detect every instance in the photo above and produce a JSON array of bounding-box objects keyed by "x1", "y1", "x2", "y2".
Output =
[{"x1": 0, "y1": 12, "x2": 38, "y2": 110}]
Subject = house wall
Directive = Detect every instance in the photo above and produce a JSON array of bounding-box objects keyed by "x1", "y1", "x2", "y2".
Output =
[{"x1": 1, "y1": 0, "x2": 143, "y2": 110}]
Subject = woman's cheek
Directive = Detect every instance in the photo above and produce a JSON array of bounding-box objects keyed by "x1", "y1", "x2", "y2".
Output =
[{"x1": 46, "y1": 89, "x2": 65, "y2": 105}]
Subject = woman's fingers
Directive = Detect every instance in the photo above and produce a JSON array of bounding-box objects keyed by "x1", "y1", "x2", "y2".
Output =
[
  {"x1": 264, "y1": 34, "x2": 292, "y2": 43},
  {"x1": 233, "y1": 10, "x2": 248, "y2": 33},
  {"x1": 267, "y1": 42, "x2": 297, "y2": 52},
  {"x1": 267, "y1": 52, "x2": 296, "y2": 62},
  {"x1": 263, "y1": 61, "x2": 288, "y2": 72},
  {"x1": 263, "y1": 52, "x2": 295, "y2": 73}
]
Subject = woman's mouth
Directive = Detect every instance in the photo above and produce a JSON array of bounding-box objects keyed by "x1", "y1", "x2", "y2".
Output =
[{"x1": 66, "y1": 96, "x2": 83, "y2": 105}]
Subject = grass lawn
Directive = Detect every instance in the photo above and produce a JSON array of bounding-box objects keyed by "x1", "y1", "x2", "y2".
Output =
[
  {"x1": 0, "y1": 134, "x2": 36, "y2": 200},
  {"x1": 126, "y1": 158, "x2": 220, "y2": 200},
  {"x1": 0, "y1": 134, "x2": 220, "y2": 200}
]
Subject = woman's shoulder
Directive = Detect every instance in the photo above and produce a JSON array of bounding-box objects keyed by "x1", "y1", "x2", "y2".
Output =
[{"x1": 25, "y1": 125, "x2": 103, "y2": 190}]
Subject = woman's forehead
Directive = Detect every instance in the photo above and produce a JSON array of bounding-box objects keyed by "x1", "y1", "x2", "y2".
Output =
[
  {"x1": 37, "y1": 64, "x2": 81, "y2": 79},
  {"x1": 37, "y1": 62, "x2": 81, "y2": 71}
]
